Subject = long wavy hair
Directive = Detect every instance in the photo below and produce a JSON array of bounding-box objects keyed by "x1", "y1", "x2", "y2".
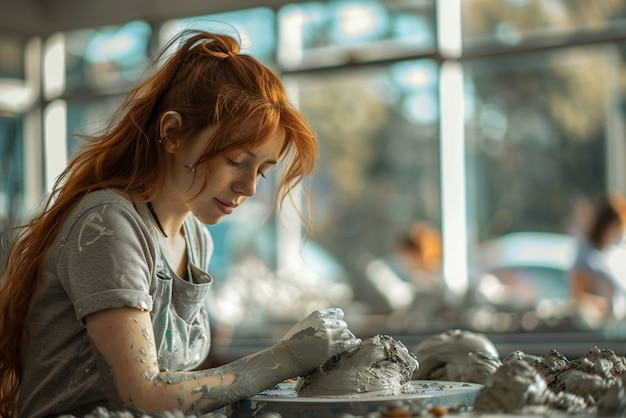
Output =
[{"x1": 0, "y1": 30, "x2": 317, "y2": 417}]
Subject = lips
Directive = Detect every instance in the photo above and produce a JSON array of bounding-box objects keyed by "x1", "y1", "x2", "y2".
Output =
[{"x1": 215, "y1": 198, "x2": 237, "y2": 215}]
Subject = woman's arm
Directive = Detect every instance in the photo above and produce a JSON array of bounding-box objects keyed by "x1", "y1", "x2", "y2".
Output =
[{"x1": 86, "y1": 306, "x2": 358, "y2": 415}]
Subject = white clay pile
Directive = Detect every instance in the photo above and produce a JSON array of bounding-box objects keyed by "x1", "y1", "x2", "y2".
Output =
[
  {"x1": 295, "y1": 334, "x2": 419, "y2": 396},
  {"x1": 473, "y1": 346, "x2": 626, "y2": 416},
  {"x1": 410, "y1": 329, "x2": 626, "y2": 416},
  {"x1": 411, "y1": 329, "x2": 501, "y2": 384}
]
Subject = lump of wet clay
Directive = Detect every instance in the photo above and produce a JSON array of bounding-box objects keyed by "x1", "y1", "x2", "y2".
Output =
[
  {"x1": 412, "y1": 329, "x2": 500, "y2": 383},
  {"x1": 503, "y1": 346, "x2": 626, "y2": 416},
  {"x1": 295, "y1": 334, "x2": 418, "y2": 397},
  {"x1": 473, "y1": 358, "x2": 589, "y2": 415}
]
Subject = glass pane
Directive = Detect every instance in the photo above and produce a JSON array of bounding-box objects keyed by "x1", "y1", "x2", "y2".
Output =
[
  {"x1": 159, "y1": 8, "x2": 277, "y2": 65},
  {"x1": 0, "y1": 34, "x2": 27, "y2": 79},
  {"x1": 0, "y1": 115, "x2": 24, "y2": 231},
  {"x1": 66, "y1": 96, "x2": 124, "y2": 157},
  {"x1": 278, "y1": 0, "x2": 436, "y2": 70},
  {"x1": 65, "y1": 21, "x2": 152, "y2": 94},
  {"x1": 464, "y1": 45, "x2": 614, "y2": 265},
  {"x1": 290, "y1": 59, "x2": 441, "y2": 313},
  {"x1": 462, "y1": 0, "x2": 626, "y2": 51}
]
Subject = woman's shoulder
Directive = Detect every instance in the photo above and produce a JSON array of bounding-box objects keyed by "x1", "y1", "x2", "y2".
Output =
[
  {"x1": 78, "y1": 189, "x2": 135, "y2": 209},
  {"x1": 64, "y1": 189, "x2": 145, "y2": 234}
]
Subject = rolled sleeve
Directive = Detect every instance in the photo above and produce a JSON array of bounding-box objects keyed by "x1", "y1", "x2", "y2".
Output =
[{"x1": 57, "y1": 199, "x2": 157, "y2": 322}]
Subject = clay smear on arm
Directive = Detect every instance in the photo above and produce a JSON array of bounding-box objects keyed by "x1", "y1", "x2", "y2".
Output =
[{"x1": 86, "y1": 307, "x2": 304, "y2": 414}]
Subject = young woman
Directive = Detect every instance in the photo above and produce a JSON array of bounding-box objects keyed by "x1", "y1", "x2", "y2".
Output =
[{"x1": 0, "y1": 30, "x2": 359, "y2": 417}]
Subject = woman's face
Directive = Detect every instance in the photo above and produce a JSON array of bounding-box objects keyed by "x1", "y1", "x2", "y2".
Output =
[{"x1": 166, "y1": 125, "x2": 285, "y2": 225}]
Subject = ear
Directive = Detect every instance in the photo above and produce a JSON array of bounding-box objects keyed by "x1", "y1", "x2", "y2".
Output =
[{"x1": 159, "y1": 111, "x2": 183, "y2": 153}]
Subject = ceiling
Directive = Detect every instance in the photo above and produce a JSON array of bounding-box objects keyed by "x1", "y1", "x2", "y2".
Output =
[{"x1": 0, "y1": 0, "x2": 297, "y2": 37}]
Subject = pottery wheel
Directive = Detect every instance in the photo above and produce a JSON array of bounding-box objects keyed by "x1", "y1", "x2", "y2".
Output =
[{"x1": 230, "y1": 380, "x2": 482, "y2": 418}]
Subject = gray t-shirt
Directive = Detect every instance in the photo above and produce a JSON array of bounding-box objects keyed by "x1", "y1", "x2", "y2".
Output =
[{"x1": 18, "y1": 189, "x2": 214, "y2": 418}]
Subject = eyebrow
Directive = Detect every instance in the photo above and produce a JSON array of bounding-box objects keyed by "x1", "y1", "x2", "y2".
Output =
[{"x1": 245, "y1": 150, "x2": 278, "y2": 165}]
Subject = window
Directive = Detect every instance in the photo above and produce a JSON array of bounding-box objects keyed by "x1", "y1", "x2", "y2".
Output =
[
  {"x1": 0, "y1": 115, "x2": 24, "y2": 233},
  {"x1": 64, "y1": 21, "x2": 152, "y2": 94},
  {"x1": 278, "y1": 0, "x2": 436, "y2": 70},
  {"x1": 464, "y1": 46, "x2": 611, "y2": 249},
  {"x1": 159, "y1": 8, "x2": 277, "y2": 65},
  {"x1": 290, "y1": 59, "x2": 440, "y2": 310}
]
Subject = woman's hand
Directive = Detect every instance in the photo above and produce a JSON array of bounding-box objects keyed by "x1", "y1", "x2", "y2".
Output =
[{"x1": 274, "y1": 308, "x2": 361, "y2": 377}]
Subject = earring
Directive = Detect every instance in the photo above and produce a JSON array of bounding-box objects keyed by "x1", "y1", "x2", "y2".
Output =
[
  {"x1": 184, "y1": 163, "x2": 194, "y2": 172},
  {"x1": 158, "y1": 137, "x2": 167, "y2": 144}
]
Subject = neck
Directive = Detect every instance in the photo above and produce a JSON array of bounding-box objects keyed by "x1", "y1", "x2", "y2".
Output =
[
  {"x1": 145, "y1": 198, "x2": 188, "y2": 240},
  {"x1": 147, "y1": 201, "x2": 169, "y2": 238}
]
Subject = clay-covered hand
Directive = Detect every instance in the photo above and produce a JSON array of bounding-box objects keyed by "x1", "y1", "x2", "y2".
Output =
[
  {"x1": 295, "y1": 335, "x2": 418, "y2": 396},
  {"x1": 275, "y1": 308, "x2": 361, "y2": 377}
]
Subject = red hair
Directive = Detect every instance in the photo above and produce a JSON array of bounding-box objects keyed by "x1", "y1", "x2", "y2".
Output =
[{"x1": 0, "y1": 30, "x2": 317, "y2": 417}]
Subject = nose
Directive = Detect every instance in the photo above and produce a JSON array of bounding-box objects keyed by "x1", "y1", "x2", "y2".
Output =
[{"x1": 232, "y1": 171, "x2": 257, "y2": 197}]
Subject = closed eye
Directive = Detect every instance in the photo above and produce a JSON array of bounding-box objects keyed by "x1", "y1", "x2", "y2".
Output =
[
  {"x1": 226, "y1": 157, "x2": 243, "y2": 168},
  {"x1": 226, "y1": 157, "x2": 267, "y2": 179}
]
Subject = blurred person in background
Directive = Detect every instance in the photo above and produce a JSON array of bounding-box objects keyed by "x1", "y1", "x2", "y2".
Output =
[
  {"x1": 363, "y1": 221, "x2": 445, "y2": 320},
  {"x1": 568, "y1": 193, "x2": 626, "y2": 326},
  {"x1": 391, "y1": 221, "x2": 444, "y2": 293},
  {"x1": 0, "y1": 30, "x2": 360, "y2": 418}
]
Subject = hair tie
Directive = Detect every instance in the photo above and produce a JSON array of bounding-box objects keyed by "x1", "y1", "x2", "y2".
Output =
[{"x1": 217, "y1": 49, "x2": 237, "y2": 59}]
